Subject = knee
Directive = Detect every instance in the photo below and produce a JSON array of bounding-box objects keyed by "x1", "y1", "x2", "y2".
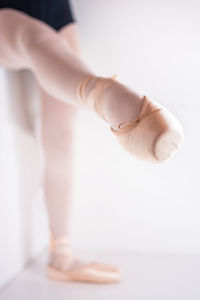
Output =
[{"x1": 23, "y1": 21, "x2": 58, "y2": 52}]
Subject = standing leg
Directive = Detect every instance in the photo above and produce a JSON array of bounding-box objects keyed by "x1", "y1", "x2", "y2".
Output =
[
  {"x1": 40, "y1": 23, "x2": 79, "y2": 243},
  {"x1": 40, "y1": 90, "x2": 77, "y2": 240},
  {"x1": 40, "y1": 23, "x2": 121, "y2": 283}
]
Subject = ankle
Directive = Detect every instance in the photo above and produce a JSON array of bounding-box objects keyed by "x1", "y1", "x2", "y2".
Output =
[
  {"x1": 99, "y1": 79, "x2": 144, "y2": 130},
  {"x1": 49, "y1": 235, "x2": 71, "y2": 254},
  {"x1": 77, "y1": 74, "x2": 144, "y2": 130}
]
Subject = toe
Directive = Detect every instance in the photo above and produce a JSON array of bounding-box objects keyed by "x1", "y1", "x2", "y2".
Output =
[{"x1": 154, "y1": 129, "x2": 184, "y2": 162}]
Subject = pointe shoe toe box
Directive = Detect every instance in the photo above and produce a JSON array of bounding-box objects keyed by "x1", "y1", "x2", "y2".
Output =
[
  {"x1": 153, "y1": 108, "x2": 184, "y2": 162},
  {"x1": 154, "y1": 128, "x2": 184, "y2": 162},
  {"x1": 117, "y1": 107, "x2": 184, "y2": 163}
]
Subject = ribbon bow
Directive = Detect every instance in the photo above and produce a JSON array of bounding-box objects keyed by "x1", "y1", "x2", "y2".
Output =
[{"x1": 110, "y1": 96, "x2": 161, "y2": 136}]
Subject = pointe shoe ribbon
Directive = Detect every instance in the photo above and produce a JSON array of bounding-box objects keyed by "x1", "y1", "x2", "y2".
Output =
[
  {"x1": 110, "y1": 95, "x2": 161, "y2": 136},
  {"x1": 77, "y1": 74, "x2": 120, "y2": 121},
  {"x1": 78, "y1": 74, "x2": 161, "y2": 136},
  {"x1": 49, "y1": 234, "x2": 72, "y2": 255}
]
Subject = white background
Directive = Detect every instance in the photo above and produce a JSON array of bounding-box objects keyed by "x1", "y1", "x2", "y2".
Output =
[
  {"x1": 71, "y1": 0, "x2": 200, "y2": 254},
  {"x1": 0, "y1": 0, "x2": 200, "y2": 288}
]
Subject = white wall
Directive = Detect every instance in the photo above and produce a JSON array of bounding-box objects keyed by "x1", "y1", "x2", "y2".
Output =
[
  {"x1": 0, "y1": 69, "x2": 48, "y2": 288},
  {"x1": 70, "y1": 0, "x2": 200, "y2": 254},
  {"x1": 0, "y1": 0, "x2": 200, "y2": 288}
]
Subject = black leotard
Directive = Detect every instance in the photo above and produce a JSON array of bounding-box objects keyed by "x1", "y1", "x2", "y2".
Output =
[{"x1": 0, "y1": 0, "x2": 75, "y2": 31}]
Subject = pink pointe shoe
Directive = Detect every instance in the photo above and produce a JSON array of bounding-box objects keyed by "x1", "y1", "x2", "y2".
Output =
[
  {"x1": 77, "y1": 75, "x2": 184, "y2": 163},
  {"x1": 47, "y1": 237, "x2": 121, "y2": 284}
]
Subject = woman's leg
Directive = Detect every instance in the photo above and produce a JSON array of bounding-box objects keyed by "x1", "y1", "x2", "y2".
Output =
[
  {"x1": 0, "y1": 9, "x2": 93, "y2": 103},
  {"x1": 0, "y1": 7, "x2": 183, "y2": 161},
  {"x1": 40, "y1": 24, "x2": 120, "y2": 281},
  {"x1": 0, "y1": 6, "x2": 183, "y2": 279},
  {"x1": 40, "y1": 93, "x2": 77, "y2": 239},
  {"x1": 40, "y1": 23, "x2": 79, "y2": 242},
  {"x1": 0, "y1": 8, "x2": 143, "y2": 127}
]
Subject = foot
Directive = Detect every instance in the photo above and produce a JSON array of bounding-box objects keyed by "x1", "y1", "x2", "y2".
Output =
[
  {"x1": 47, "y1": 237, "x2": 121, "y2": 284},
  {"x1": 77, "y1": 75, "x2": 184, "y2": 163},
  {"x1": 78, "y1": 75, "x2": 144, "y2": 130}
]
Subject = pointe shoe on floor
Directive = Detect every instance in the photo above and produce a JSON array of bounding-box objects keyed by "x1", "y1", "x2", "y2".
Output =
[
  {"x1": 77, "y1": 75, "x2": 184, "y2": 163},
  {"x1": 47, "y1": 237, "x2": 121, "y2": 284}
]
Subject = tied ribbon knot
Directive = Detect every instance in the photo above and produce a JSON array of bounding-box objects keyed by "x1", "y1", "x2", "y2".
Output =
[
  {"x1": 77, "y1": 74, "x2": 161, "y2": 136},
  {"x1": 110, "y1": 95, "x2": 161, "y2": 136}
]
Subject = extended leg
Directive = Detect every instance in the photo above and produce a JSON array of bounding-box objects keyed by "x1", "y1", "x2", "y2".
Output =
[
  {"x1": 0, "y1": 9, "x2": 93, "y2": 104},
  {"x1": 0, "y1": 8, "x2": 183, "y2": 163},
  {"x1": 0, "y1": 8, "x2": 143, "y2": 117}
]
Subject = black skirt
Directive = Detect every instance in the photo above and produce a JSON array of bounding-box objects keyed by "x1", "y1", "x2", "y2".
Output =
[{"x1": 0, "y1": 0, "x2": 76, "y2": 31}]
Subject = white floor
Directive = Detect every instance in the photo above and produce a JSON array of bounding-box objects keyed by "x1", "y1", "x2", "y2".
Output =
[{"x1": 0, "y1": 251, "x2": 200, "y2": 300}]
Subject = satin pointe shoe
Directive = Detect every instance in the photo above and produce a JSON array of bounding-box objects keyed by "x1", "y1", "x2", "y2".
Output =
[
  {"x1": 47, "y1": 236, "x2": 121, "y2": 284},
  {"x1": 77, "y1": 75, "x2": 184, "y2": 163}
]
